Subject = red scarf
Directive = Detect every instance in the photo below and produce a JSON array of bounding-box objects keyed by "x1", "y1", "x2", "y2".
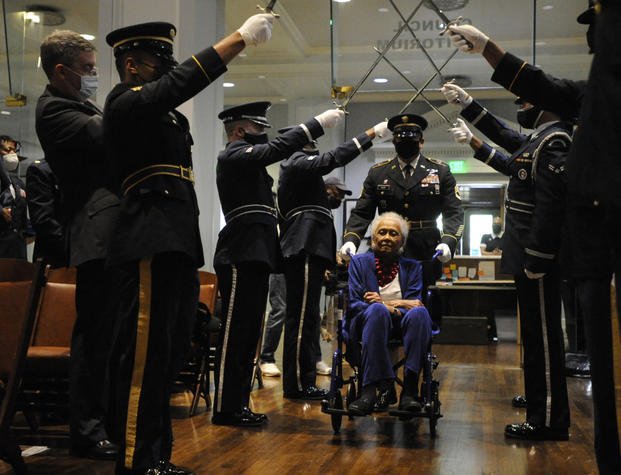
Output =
[{"x1": 375, "y1": 257, "x2": 399, "y2": 287}]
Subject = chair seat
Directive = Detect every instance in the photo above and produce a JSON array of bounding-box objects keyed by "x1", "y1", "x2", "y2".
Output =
[{"x1": 25, "y1": 346, "x2": 71, "y2": 373}]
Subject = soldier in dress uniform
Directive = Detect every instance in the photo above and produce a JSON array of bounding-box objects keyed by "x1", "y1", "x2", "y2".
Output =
[
  {"x1": 0, "y1": 136, "x2": 27, "y2": 259},
  {"x1": 339, "y1": 114, "x2": 463, "y2": 275},
  {"x1": 443, "y1": 84, "x2": 572, "y2": 441},
  {"x1": 213, "y1": 102, "x2": 344, "y2": 425},
  {"x1": 447, "y1": 4, "x2": 621, "y2": 472},
  {"x1": 103, "y1": 15, "x2": 274, "y2": 475},
  {"x1": 26, "y1": 159, "x2": 66, "y2": 268},
  {"x1": 277, "y1": 119, "x2": 388, "y2": 400}
]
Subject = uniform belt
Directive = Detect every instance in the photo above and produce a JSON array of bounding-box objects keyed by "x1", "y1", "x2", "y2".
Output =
[
  {"x1": 121, "y1": 164, "x2": 195, "y2": 195},
  {"x1": 224, "y1": 204, "x2": 277, "y2": 224},
  {"x1": 505, "y1": 198, "x2": 534, "y2": 215},
  {"x1": 407, "y1": 219, "x2": 437, "y2": 229},
  {"x1": 283, "y1": 205, "x2": 332, "y2": 221}
]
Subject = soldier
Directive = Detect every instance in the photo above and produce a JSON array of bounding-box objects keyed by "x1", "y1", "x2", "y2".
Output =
[
  {"x1": 0, "y1": 136, "x2": 27, "y2": 259},
  {"x1": 443, "y1": 82, "x2": 572, "y2": 441},
  {"x1": 277, "y1": 120, "x2": 388, "y2": 400},
  {"x1": 213, "y1": 101, "x2": 344, "y2": 426},
  {"x1": 339, "y1": 114, "x2": 463, "y2": 275},
  {"x1": 103, "y1": 15, "x2": 274, "y2": 475},
  {"x1": 26, "y1": 159, "x2": 65, "y2": 268}
]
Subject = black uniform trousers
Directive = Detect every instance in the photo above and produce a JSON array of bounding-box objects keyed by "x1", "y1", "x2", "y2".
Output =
[
  {"x1": 282, "y1": 253, "x2": 328, "y2": 395},
  {"x1": 109, "y1": 252, "x2": 198, "y2": 474},
  {"x1": 566, "y1": 203, "x2": 621, "y2": 475},
  {"x1": 213, "y1": 261, "x2": 270, "y2": 415},
  {"x1": 70, "y1": 259, "x2": 118, "y2": 448},
  {"x1": 514, "y1": 269, "x2": 569, "y2": 430},
  {"x1": 0, "y1": 230, "x2": 26, "y2": 259}
]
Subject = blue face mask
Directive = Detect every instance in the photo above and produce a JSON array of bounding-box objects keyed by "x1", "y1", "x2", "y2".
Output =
[{"x1": 78, "y1": 74, "x2": 98, "y2": 100}]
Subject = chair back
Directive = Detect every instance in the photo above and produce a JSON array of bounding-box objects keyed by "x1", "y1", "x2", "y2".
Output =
[
  {"x1": 0, "y1": 259, "x2": 45, "y2": 434},
  {"x1": 198, "y1": 271, "x2": 218, "y2": 315},
  {"x1": 30, "y1": 267, "x2": 77, "y2": 347}
]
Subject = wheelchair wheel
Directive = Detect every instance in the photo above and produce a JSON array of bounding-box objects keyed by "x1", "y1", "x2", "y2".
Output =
[
  {"x1": 428, "y1": 401, "x2": 438, "y2": 437},
  {"x1": 331, "y1": 391, "x2": 343, "y2": 434},
  {"x1": 346, "y1": 380, "x2": 357, "y2": 407}
]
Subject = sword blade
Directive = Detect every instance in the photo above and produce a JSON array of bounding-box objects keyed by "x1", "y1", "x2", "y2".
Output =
[
  {"x1": 341, "y1": 0, "x2": 425, "y2": 109},
  {"x1": 426, "y1": 0, "x2": 451, "y2": 25},
  {"x1": 265, "y1": 0, "x2": 277, "y2": 12}
]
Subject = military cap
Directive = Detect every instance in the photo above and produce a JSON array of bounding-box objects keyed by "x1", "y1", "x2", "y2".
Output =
[
  {"x1": 106, "y1": 22, "x2": 177, "y2": 66},
  {"x1": 324, "y1": 176, "x2": 352, "y2": 195},
  {"x1": 387, "y1": 114, "x2": 428, "y2": 132},
  {"x1": 577, "y1": 0, "x2": 596, "y2": 25},
  {"x1": 218, "y1": 101, "x2": 272, "y2": 128}
]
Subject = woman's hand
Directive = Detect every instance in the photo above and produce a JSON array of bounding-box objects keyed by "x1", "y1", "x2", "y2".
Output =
[{"x1": 363, "y1": 291, "x2": 383, "y2": 303}]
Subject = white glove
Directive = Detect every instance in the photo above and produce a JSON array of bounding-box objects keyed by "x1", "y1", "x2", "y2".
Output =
[
  {"x1": 339, "y1": 242, "x2": 357, "y2": 261},
  {"x1": 448, "y1": 118, "x2": 473, "y2": 144},
  {"x1": 373, "y1": 121, "x2": 389, "y2": 142},
  {"x1": 237, "y1": 13, "x2": 274, "y2": 46},
  {"x1": 314, "y1": 109, "x2": 345, "y2": 130},
  {"x1": 448, "y1": 24, "x2": 489, "y2": 54},
  {"x1": 440, "y1": 82, "x2": 472, "y2": 108},
  {"x1": 435, "y1": 243, "x2": 452, "y2": 263},
  {"x1": 524, "y1": 269, "x2": 546, "y2": 279}
]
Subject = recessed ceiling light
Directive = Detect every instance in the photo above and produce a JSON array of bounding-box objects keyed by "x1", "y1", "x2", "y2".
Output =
[
  {"x1": 238, "y1": 52, "x2": 247, "y2": 57},
  {"x1": 542, "y1": 5, "x2": 554, "y2": 10},
  {"x1": 378, "y1": 7, "x2": 389, "y2": 13},
  {"x1": 334, "y1": 0, "x2": 351, "y2": 3},
  {"x1": 223, "y1": 82, "x2": 235, "y2": 88},
  {"x1": 280, "y1": 98, "x2": 287, "y2": 102},
  {"x1": 0, "y1": 111, "x2": 11, "y2": 115},
  {"x1": 403, "y1": 70, "x2": 411, "y2": 74},
  {"x1": 258, "y1": 75, "x2": 266, "y2": 79},
  {"x1": 81, "y1": 34, "x2": 95, "y2": 41},
  {"x1": 536, "y1": 41, "x2": 547, "y2": 46},
  {"x1": 373, "y1": 78, "x2": 388, "y2": 84}
]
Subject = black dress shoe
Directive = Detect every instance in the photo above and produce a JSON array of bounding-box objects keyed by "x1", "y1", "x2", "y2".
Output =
[
  {"x1": 348, "y1": 396, "x2": 375, "y2": 416},
  {"x1": 511, "y1": 395, "x2": 527, "y2": 408},
  {"x1": 284, "y1": 386, "x2": 329, "y2": 400},
  {"x1": 504, "y1": 421, "x2": 569, "y2": 441},
  {"x1": 374, "y1": 387, "x2": 397, "y2": 412},
  {"x1": 71, "y1": 439, "x2": 118, "y2": 460},
  {"x1": 144, "y1": 460, "x2": 195, "y2": 475},
  {"x1": 241, "y1": 406, "x2": 268, "y2": 423},
  {"x1": 212, "y1": 410, "x2": 266, "y2": 427},
  {"x1": 399, "y1": 395, "x2": 422, "y2": 412}
]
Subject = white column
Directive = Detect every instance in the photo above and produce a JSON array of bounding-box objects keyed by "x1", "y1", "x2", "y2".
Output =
[{"x1": 97, "y1": 0, "x2": 225, "y2": 271}]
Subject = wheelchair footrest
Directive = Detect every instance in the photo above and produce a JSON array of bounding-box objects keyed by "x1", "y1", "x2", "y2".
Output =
[{"x1": 388, "y1": 406, "x2": 443, "y2": 421}]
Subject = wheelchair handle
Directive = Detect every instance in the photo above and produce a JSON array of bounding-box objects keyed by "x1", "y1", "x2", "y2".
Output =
[{"x1": 432, "y1": 249, "x2": 443, "y2": 261}]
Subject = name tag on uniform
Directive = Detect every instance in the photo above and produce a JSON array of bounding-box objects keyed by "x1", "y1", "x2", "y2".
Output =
[{"x1": 377, "y1": 183, "x2": 391, "y2": 191}]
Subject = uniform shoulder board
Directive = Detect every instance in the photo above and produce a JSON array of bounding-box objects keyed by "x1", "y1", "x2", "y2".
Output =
[
  {"x1": 426, "y1": 156, "x2": 448, "y2": 167},
  {"x1": 542, "y1": 132, "x2": 572, "y2": 151},
  {"x1": 244, "y1": 146, "x2": 254, "y2": 153},
  {"x1": 371, "y1": 159, "x2": 391, "y2": 169},
  {"x1": 131, "y1": 86, "x2": 143, "y2": 92}
]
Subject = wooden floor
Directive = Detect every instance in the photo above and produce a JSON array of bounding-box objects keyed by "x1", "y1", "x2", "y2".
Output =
[{"x1": 2, "y1": 341, "x2": 620, "y2": 475}]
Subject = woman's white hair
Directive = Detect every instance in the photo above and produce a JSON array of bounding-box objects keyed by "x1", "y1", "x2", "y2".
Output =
[{"x1": 370, "y1": 212, "x2": 409, "y2": 247}]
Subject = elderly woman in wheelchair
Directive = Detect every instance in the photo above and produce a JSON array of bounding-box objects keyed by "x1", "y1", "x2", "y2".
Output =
[{"x1": 345, "y1": 211, "x2": 433, "y2": 416}]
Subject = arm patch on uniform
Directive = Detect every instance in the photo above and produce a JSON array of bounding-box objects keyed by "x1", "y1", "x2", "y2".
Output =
[
  {"x1": 131, "y1": 86, "x2": 143, "y2": 91},
  {"x1": 245, "y1": 146, "x2": 253, "y2": 153},
  {"x1": 455, "y1": 185, "x2": 462, "y2": 200}
]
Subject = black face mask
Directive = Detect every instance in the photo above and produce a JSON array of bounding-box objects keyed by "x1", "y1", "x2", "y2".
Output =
[
  {"x1": 394, "y1": 140, "x2": 420, "y2": 159},
  {"x1": 492, "y1": 224, "x2": 502, "y2": 234},
  {"x1": 244, "y1": 131, "x2": 269, "y2": 145},
  {"x1": 327, "y1": 195, "x2": 342, "y2": 209},
  {"x1": 517, "y1": 107, "x2": 544, "y2": 129}
]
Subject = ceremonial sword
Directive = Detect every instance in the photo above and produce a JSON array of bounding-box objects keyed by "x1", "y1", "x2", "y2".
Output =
[
  {"x1": 426, "y1": 0, "x2": 473, "y2": 50},
  {"x1": 257, "y1": 0, "x2": 280, "y2": 18}
]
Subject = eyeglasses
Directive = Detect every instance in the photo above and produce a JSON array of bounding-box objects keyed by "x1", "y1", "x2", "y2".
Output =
[{"x1": 63, "y1": 64, "x2": 98, "y2": 77}]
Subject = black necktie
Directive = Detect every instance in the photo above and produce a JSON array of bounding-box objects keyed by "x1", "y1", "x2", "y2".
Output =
[{"x1": 404, "y1": 164, "x2": 413, "y2": 180}]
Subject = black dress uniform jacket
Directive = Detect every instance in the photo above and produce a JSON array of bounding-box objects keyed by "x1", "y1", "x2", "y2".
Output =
[
  {"x1": 343, "y1": 154, "x2": 464, "y2": 260},
  {"x1": 461, "y1": 100, "x2": 572, "y2": 274},
  {"x1": 104, "y1": 47, "x2": 227, "y2": 266},
  {"x1": 26, "y1": 159, "x2": 65, "y2": 265},
  {"x1": 35, "y1": 86, "x2": 119, "y2": 266},
  {"x1": 0, "y1": 173, "x2": 28, "y2": 259},
  {"x1": 214, "y1": 119, "x2": 325, "y2": 270},
  {"x1": 279, "y1": 132, "x2": 373, "y2": 263}
]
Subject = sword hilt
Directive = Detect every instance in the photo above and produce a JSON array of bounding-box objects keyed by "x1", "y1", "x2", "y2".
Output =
[
  {"x1": 439, "y1": 16, "x2": 473, "y2": 51},
  {"x1": 256, "y1": 4, "x2": 280, "y2": 17}
]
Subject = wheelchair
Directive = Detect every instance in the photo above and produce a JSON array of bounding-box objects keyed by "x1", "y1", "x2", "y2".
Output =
[{"x1": 321, "y1": 257, "x2": 443, "y2": 437}]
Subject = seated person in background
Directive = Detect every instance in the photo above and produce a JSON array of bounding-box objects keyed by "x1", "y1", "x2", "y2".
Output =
[
  {"x1": 480, "y1": 216, "x2": 503, "y2": 255},
  {"x1": 346, "y1": 212, "x2": 432, "y2": 415}
]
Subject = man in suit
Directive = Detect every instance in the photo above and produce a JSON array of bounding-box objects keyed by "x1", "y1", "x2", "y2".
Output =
[
  {"x1": 36, "y1": 30, "x2": 120, "y2": 461},
  {"x1": 339, "y1": 114, "x2": 463, "y2": 278},
  {"x1": 26, "y1": 159, "x2": 65, "y2": 267},
  {"x1": 447, "y1": 3, "x2": 621, "y2": 471},
  {"x1": 0, "y1": 136, "x2": 27, "y2": 259},
  {"x1": 103, "y1": 16, "x2": 273, "y2": 474},
  {"x1": 443, "y1": 84, "x2": 572, "y2": 441},
  {"x1": 213, "y1": 101, "x2": 344, "y2": 426},
  {"x1": 277, "y1": 120, "x2": 388, "y2": 400}
]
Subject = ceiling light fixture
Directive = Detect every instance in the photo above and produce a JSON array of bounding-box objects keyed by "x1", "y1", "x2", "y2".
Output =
[
  {"x1": 333, "y1": 0, "x2": 351, "y2": 3},
  {"x1": 24, "y1": 6, "x2": 65, "y2": 26},
  {"x1": 223, "y1": 82, "x2": 235, "y2": 88},
  {"x1": 81, "y1": 34, "x2": 95, "y2": 41},
  {"x1": 373, "y1": 78, "x2": 388, "y2": 84},
  {"x1": 0, "y1": 111, "x2": 11, "y2": 116},
  {"x1": 423, "y1": 0, "x2": 469, "y2": 11},
  {"x1": 542, "y1": 5, "x2": 554, "y2": 10},
  {"x1": 378, "y1": 7, "x2": 389, "y2": 13}
]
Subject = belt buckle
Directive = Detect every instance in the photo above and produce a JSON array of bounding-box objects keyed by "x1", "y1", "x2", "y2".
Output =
[{"x1": 179, "y1": 166, "x2": 194, "y2": 182}]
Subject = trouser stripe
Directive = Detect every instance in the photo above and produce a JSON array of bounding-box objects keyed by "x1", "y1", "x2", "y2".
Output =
[
  {"x1": 217, "y1": 264, "x2": 237, "y2": 412},
  {"x1": 538, "y1": 278, "x2": 552, "y2": 427},
  {"x1": 124, "y1": 258, "x2": 152, "y2": 468},
  {"x1": 296, "y1": 256, "x2": 310, "y2": 391}
]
